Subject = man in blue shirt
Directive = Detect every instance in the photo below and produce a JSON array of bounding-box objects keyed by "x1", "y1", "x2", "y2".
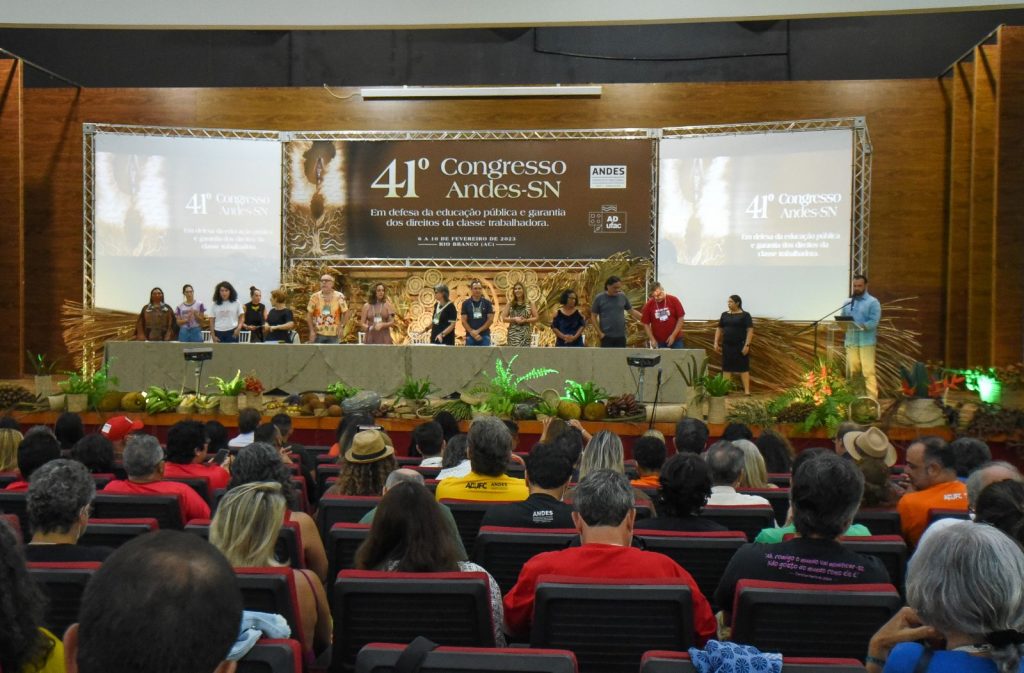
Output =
[
  {"x1": 460, "y1": 279, "x2": 494, "y2": 346},
  {"x1": 841, "y1": 274, "x2": 881, "y2": 398}
]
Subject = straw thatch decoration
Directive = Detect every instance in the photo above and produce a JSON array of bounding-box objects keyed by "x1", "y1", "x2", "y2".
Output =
[{"x1": 61, "y1": 301, "x2": 136, "y2": 371}]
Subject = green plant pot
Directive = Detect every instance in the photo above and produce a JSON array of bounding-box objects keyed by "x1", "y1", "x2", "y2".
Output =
[
  {"x1": 66, "y1": 393, "x2": 88, "y2": 413},
  {"x1": 48, "y1": 393, "x2": 65, "y2": 411},
  {"x1": 707, "y1": 396, "x2": 728, "y2": 424},
  {"x1": 218, "y1": 395, "x2": 239, "y2": 416}
]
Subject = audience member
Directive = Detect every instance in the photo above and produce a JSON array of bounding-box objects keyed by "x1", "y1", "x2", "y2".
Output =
[
  {"x1": 65, "y1": 530, "x2": 243, "y2": 673},
  {"x1": 435, "y1": 417, "x2": 528, "y2": 502},
  {"x1": 99, "y1": 415, "x2": 144, "y2": 459},
  {"x1": 539, "y1": 417, "x2": 570, "y2": 444},
  {"x1": 204, "y1": 420, "x2": 229, "y2": 454},
  {"x1": 253, "y1": 422, "x2": 282, "y2": 447},
  {"x1": 210, "y1": 481, "x2": 330, "y2": 659},
  {"x1": 69, "y1": 434, "x2": 115, "y2": 474},
  {"x1": 54, "y1": 411, "x2": 85, "y2": 454},
  {"x1": 897, "y1": 436, "x2": 968, "y2": 547},
  {"x1": 552, "y1": 426, "x2": 585, "y2": 471},
  {"x1": 951, "y1": 437, "x2": 992, "y2": 480},
  {"x1": 480, "y1": 442, "x2": 575, "y2": 528},
  {"x1": 918, "y1": 460, "x2": 1023, "y2": 548},
  {"x1": 631, "y1": 435, "x2": 667, "y2": 489},
  {"x1": 356, "y1": 480, "x2": 505, "y2": 644},
  {"x1": 865, "y1": 522, "x2": 1024, "y2": 673},
  {"x1": 433, "y1": 411, "x2": 461, "y2": 442},
  {"x1": 833, "y1": 421, "x2": 865, "y2": 459},
  {"x1": 754, "y1": 429, "x2": 793, "y2": 473},
  {"x1": 674, "y1": 417, "x2": 709, "y2": 454},
  {"x1": 163, "y1": 420, "x2": 230, "y2": 490},
  {"x1": 358, "y1": 468, "x2": 467, "y2": 559},
  {"x1": 228, "y1": 442, "x2": 328, "y2": 581},
  {"x1": 734, "y1": 439, "x2": 776, "y2": 489},
  {"x1": 704, "y1": 441, "x2": 772, "y2": 508},
  {"x1": 503, "y1": 470, "x2": 716, "y2": 643},
  {"x1": 271, "y1": 412, "x2": 318, "y2": 498},
  {"x1": 5, "y1": 431, "x2": 61, "y2": 491},
  {"x1": 325, "y1": 430, "x2": 398, "y2": 497},
  {"x1": 636, "y1": 453, "x2": 727, "y2": 532},
  {"x1": 755, "y1": 447, "x2": 872, "y2": 543},
  {"x1": 503, "y1": 420, "x2": 520, "y2": 451},
  {"x1": 642, "y1": 428, "x2": 667, "y2": 444},
  {"x1": 573, "y1": 430, "x2": 655, "y2": 513},
  {"x1": 843, "y1": 426, "x2": 897, "y2": 466},
  {"x1": 102, "y1": 434, "x2": 210, "y2": 523},
  {"x1": 326, "y1": 412, "x2": 374, "y2": 459},
  {"x1": 25, "y1": 459, "x2": 112, "y2": 562},
  {"x1": 974, "y1": 479, "x2": 1024, "y2": 547},
  {"x1": 0, "y1": 520, "x2": 64, "y2": 673},
  {"x1": 0, "y1": 427, "x2": 24, "y2": 471},
  {"x1": 715, "y1": 453, "x2": 889, "y2": 617},
  {"x1": 721, "y1": 422, "x2": 754, "y2": 442},
  {"x1": 412, "y1": 421, "x2": 445, "y2": 467},
  {"x1": 437, "y1": 433, "x2": 471, "y2": 479},
  {"x1": 228, "y1": 408, "x2": 262, "y2": 448}
]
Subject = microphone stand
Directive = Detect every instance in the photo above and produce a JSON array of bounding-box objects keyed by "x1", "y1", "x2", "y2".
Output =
[
  {"x1": 796, "y1": 300, "x2": 854, "y2": 361},
  {"x1": 648, "y1": 368, "x2": 663, "y2": 430}
]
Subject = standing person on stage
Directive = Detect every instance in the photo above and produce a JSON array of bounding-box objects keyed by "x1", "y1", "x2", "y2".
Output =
[
  {"x1": 841, "y1": 274, "x2": 881, "y2": 399},
  {"x1": 264, "y1": 288, "x2": 296, "y2": 343},
  {"x1": 135, "y1": 287, "x2": 176, "y2": 341},
  {"x1": 551, "y1": 289, "x2": 587, "y2": 347},
  {"x1": 591, "y1": 275, "x2": 642, "y2": 348},
  {"x1": 210, "y1": 281, "x2": 243, "y2": 343},
  {"x1": 242, "y1": 286, "x2": 267, "y2": 343},
  {"x1": 430, "y1": 284, "x2": 458, "y2": 345},
  {"x1": 307, "y1": 272, "x2": 349, "y2": 344},
  {"x1": 715, "y1": 295, "x2": 754, "y2": 395},
  {"x1": 361, "y1": 282, "x2": 397, "y2": 345},
  {"x1": 175, "y1": 284, "x2": 206, "y2": 343},
  {"x1": 641, "y1": 281, "x2": 686, "y2": 349},
  {"x1": 460, "y1": 279, "x2": 494, "y2": 346},
  {"x1": 501, "y1": 281, "x2": 538, "y2": 347}
]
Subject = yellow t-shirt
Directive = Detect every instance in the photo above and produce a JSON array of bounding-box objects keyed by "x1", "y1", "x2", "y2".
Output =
[
  {"x1": 435, "y1": 471, "x2": 529, "y2": 502},
  {"x1": 20, "y1": 628, "x2": 65, "y2": 673}
]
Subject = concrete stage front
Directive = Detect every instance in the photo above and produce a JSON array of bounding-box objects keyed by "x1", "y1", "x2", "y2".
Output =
[{"x1": 105, "y1": 342, "x2": 703, "y2": 403}]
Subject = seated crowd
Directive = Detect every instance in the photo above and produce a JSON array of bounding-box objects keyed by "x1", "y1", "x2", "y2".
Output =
[{"x1": 1, "y1": 411, "x2": 1023, "y2": 673}]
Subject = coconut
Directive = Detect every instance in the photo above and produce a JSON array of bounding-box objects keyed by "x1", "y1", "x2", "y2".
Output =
[
  {"x1": 583, "y1": 401, "x2": 607, "y2": 421},
  {"x1": 98, "y1": 390, "x2": 123, "y2": 412},
  {"x1": 327, "y1": 404, "x2": 343, "y2": 416},
  {"x1": 557, "y1": 400, "x2": 581, "y2": 421},
  {"x1": 324, "y1": 394, "x2": 339, "y2": 407},
  {"x1": 121, "y1": 392, "x2": 146, "y2": 412}
]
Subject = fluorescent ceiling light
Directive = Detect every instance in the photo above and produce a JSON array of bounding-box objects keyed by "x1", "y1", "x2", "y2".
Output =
[{"x1": 360, "y1": 85, "x2": 602, "y2": 99}]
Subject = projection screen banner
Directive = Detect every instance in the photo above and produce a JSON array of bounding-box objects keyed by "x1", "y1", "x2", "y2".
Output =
[
  {"x1": 284, "y1": 137, "x2": 654, "y2": 261},
  {"x1": 657, "y1": 128, "x2": 854, "y2": 321}
]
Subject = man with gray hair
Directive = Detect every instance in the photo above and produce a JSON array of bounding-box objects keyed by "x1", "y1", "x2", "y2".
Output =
[
  {"x1": 435, "y1": 416, "x2": 528, "y2": 502},
  {"x1": 704, "y1": 440, "x2": 772, "y2": 508},
  {"x1": 25, "y1": 459, "x2": 112, "y2": 562},
  {"x1": 503, "y1": 469, "x2": 716, "y2": 643},
  {"x1": 102, "y1": 434, "x2": 210, "y2": 523},
  {"x1": 917, "y1": 460, "x2": 1024, "y2": 549}
]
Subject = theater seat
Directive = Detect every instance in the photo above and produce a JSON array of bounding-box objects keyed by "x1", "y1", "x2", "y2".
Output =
[
  {"x1": 853, "y1": 508, "x2": 901, "y2": 536},
  {"x1": 187, "y1": 519, "x2": 306, "y2": 569},
  {"x1": 472, "y1": 526, "x2": 576, "y2": 594},
  {"x1": 316, "y1": 464, "x2": 343, "y2": 493},
  {"x1": 79, "y1": 517, "x2": 159, "y2": 548},
  {"x1": 317, "y1": 495, "x2": 381, "y2": 541},
  {"x1": 28, "y1": 562, "x2": 102, "y2": 635},
  {"x1": 1, "y1": 512, "x2": 22, "y2": 542},
  {"x1": 164, "y1": 476, "x2": 212, "y2": 503},
  {"x1": 331, "y1": 570, "x2": 497, "y2": 673},
  {"x1": 355, "y1": 643, "x2": 578, "y2": 673},
  {"x1": 701, "y1": 505, "x2": 775, "y2": 541},
  {"x1": 530, "y1": 575, "x2": 696, "y2": 673},
  {"x1": 738, "y1": 488, "x2": 791, "y2": 524},
  {"x1": 326, "y1": 523, "x2": 371, "y2": 580},
  {"x1": 234, "y1": 567, "x2": 306, "y2": 649},
  {"x1": 837, "y1": 535, "x2": 909, "y2": 595},
  {"x1": 927, "y1": 508, "x2": 970, "y2": 525},
  {"x1": 237, "y1": 638, "x2": 303, "y2": 673},
  {"x1": 439, "y1": 499, "x2": 518, "y2": 552},
  {"x1": 0, "y1": 490, "x2": 29, "y2": 532},
  {"x1": 634, "y1": 530, "x2": 747, "y2": 610},
  {"x1": 0, "y1": 471, "x2": 19, "y2": 488},
  {"x1": 731, "y1": 580, "x2": 901, "y2": 660},
  {"x1": 92, "y1": 493, "x2": 183, "y2": 529},
  {"x1": 640, "y1": 650, "x2": 867, "y2": 672}
]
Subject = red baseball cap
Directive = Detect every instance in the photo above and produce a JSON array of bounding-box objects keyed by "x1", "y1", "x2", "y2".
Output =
[{"x1": 101, "y1": 416, "x2": 144, "y2": 441}]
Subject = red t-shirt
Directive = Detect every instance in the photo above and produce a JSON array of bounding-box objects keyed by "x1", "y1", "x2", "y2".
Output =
[
  {"x1": 503, "y1": 543, "x2": 715, "y2": 643},
  {"x1": 641, "y1": 295, "x2": 685, "y2": 344},
  {"x1": 102, "y1": 479, "x2": 211, "y2": 524},
  {"x1": 163, "y1": 461, "x2": 230, "y2": 491}
]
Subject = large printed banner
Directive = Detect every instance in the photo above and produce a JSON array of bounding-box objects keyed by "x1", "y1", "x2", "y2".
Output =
[{"x1": 284, "y1": 137, "x2": 654, "y2": 260}]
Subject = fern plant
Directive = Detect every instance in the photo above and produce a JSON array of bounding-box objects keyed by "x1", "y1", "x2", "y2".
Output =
[
  {"x1": 564, "y1": 379, "x2": 609, "y2": 405},
  {"x1": 475, "y1": 355, "x2": 558, "y2": 412},
  {"x1": 675, "y1": 357, "x2": 709, "y2": 405},
  {"x1": 395, "y1": 376, "x2": 435, "y2": 400},
  {"x1": 326, "y1": 380, "x2": 360, "y2": 401}
]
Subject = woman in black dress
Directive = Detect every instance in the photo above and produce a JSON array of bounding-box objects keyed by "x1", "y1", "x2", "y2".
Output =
[
  {"x1": 714, "y1": 294, "x2": 754, "y2": 394},
  {"x1": 550, "y1": 289, "x2": 587, "y2": 347},
  {"x1": 429, "y1": 283, "x2": 457, "y2": 345},
  {"x1": 265, "y1": 288, "x2": 296, "y2": 342},
  {"x1": 242, "y1": 286, "x2": 267, "y2": 342}
]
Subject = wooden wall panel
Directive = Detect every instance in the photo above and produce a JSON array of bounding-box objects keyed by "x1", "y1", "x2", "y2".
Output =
[
  {"x1": 0, "y1": 59, "x2": 24, "y2": 378},
  {"x1": 994, "y1": 26, "x2": 1024, "y2": 365},
  {"x1": 22, "y1": 80, "x2": 951, "y2": 368},
  {"x1": 944, "y1": 61, "x2": 974, "y2": 367},
  {"x1": 966, "y1": 46, "x2": 999, "y2": 366}
]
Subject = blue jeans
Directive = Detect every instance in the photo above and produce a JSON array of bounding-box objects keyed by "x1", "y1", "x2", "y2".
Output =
[
  {"x1": 179, "y1": 326, "x2": 203, "y2": 342},
  {"x1": 214, "y1": 330, "x2": 238, "y2": 343},
  {"x1": 466, "y1": 333, "x2": 491, "y2": 346},
  {"x1": 657, "y1": 338, "x2": 685, "y2": 349}
]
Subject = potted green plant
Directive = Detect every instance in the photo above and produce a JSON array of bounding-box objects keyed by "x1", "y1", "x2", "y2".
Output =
[
  {"x1": 392, "y1": 376, "x2": 436, "y2": 418},
  {"x1": 564, "y1": 380, "x2": 609, "y2": 421},
  {"x1": 897, "y1": 361, "x2": 963, "y2": 427},
  {"x1": 193, "y1": 393, "x2": 219, "y2": 416},
  {"x1": 675, "y1": 356, "x2": 709, "y2": 410},
  {"x1": 472, "y1": 356, "x2": 557, "y2": 419},
  {"x1": 209, "y1": 370, "x2": 244, "y2": 415},
  {"x1": 59, "y1": 360, "x2": 117, "y2": 413},
  {"x1": 26, "y1": 350, "x2": 59, "y2": 397},
  {"x1": 702, "y1": 373, "x2": 734, "y2": 424}
]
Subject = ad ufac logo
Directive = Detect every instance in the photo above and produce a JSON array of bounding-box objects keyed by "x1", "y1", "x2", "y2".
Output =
[{"x1": 589, "y1": 204, "x2": 627, "y2": 234}]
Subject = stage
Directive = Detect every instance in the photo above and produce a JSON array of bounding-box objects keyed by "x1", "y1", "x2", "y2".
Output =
[{"x1": 104, "y1": 342, "x2": 704, "y2": 402}]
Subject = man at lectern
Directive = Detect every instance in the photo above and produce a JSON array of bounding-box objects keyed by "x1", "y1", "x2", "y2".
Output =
[{"x1": 841, "y1": 274, "x2": 881, "y2": 399}]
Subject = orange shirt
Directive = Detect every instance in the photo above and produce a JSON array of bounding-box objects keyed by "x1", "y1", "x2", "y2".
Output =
[
  {"x1": 897, "y1": 479, "x2": 968, "y2": 547},
  {"x1": 630, "y1": 474, "x2": 661, "y2": 489}
]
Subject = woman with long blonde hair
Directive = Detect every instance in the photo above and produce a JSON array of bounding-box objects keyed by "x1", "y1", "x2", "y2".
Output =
[
  {"x1": 571, "y1": 430, "x2": 655, "y2": 513},
  {"x1": 210, "y1": 482, "x2": 331, "y2": 659},
  {"x1": 734, "y1": 439, "x2": 777, "y2": 489},
  {"x1": 501, "y1": 282, "x2": 538, "y2": 347},
  {"x1": 0, "y1": 428, "x2": 23, "y2": 472}
]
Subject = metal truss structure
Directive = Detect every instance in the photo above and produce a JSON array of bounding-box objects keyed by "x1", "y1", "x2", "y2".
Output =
[
  {"x1": 661, "y1": 117, "x2": 872, "y2": 278},
  {"x1": 286, "y1": 257, "x2": 594, "y2": 271},
  {"x1": 282, "y1": 128, "x2": 653, "y2": 142}
]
